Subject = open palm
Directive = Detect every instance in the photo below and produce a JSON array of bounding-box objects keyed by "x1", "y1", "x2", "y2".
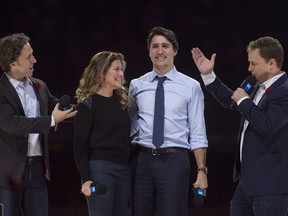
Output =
[{"x1": 191, "y1": 48, "x2": 216, "y2": 75}]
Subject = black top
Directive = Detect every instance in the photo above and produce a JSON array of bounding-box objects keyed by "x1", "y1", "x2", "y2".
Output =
[{"x1": 74, "y1": 94, "x2": 131, "y2": 182}]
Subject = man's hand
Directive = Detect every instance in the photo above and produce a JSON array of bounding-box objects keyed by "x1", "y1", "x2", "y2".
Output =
[
  {"x1": 52, "y1": 103, "x2": 77, "y2": 124},
  {"x1": 231, "y1": 88, "x2": 249, "y2": 103},
  {"x1": 191, "y1": 48, "x2": 216, "y2": 75},
  {"x1": 193, "y1": 171, "x2": 208, "y2": 190},
  {"x1": 81, "y1": 180, "x2": 93, "y2": 196}
]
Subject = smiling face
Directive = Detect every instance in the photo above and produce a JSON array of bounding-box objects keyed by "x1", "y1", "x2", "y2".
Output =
[
  {"x1": 9, "y1": 43, "x2": 37, "y2": 81},
  {"x1": 149, "y1": 35, "x2": 177, "y2": 75},
  {"x1": 101, "y1": 59, "x2": 124, "y2": 93}
]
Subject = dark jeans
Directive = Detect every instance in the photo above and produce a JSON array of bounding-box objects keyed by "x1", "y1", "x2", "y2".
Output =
[
  {"x1": 230, "y1": 181, "x2": 288, "y2": 216},
  {"x1": 0, "y1": 163, "x2": 48, "y2": 216},
  {"x1": 86, "y1": 160, "x2": 130, "y2": 216},
  {"x1": 131, "y1": 150, "x2": 190, "y2": 216}
]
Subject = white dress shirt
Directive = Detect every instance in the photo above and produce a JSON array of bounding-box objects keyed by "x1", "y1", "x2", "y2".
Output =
[{"x1": 6, "y1": 73, "x2": 42, "y2": 157}]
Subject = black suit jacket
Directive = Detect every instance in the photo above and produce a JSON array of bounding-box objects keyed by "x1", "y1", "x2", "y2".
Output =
[
  {"x1": 205, "y1": 73, "x2": 288, "y2": 196},
  {"x1": 0, "y1": 74, "x2": 58, "y2": 189}
]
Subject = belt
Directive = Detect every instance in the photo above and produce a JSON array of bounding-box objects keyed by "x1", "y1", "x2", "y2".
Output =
[
  {"x1": 26, "y1": 156, "x2": 43, "y2": 165},
  {"x1": 139, "y1": 146, "x2": 188, "y2": 155}
]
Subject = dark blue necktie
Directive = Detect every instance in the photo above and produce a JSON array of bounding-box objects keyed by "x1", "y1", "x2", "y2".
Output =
[{"x1": 152, "y1": 76, "x2": 166, "y2": 148}]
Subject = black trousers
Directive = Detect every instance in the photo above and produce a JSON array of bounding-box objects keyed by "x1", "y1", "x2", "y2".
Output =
[{"x1": 131, "y1": 149, "x2": 190, "y2": 216}]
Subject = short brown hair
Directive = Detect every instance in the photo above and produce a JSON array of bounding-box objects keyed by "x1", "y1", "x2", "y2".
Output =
[
  {"x1": 147, "y1": 27, "x2": 179, "y2": 52},
  {"x1": 247, "y1": 36, "x2": 284, "y2": 69}
]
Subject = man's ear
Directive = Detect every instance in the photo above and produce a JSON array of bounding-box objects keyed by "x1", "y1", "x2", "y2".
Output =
[
  {"x1": 9, "y1": 62, "x2": 17, "y2": 68},
  {"x1": 268, "y1": 58, "x2": 278, "y2": 71}
]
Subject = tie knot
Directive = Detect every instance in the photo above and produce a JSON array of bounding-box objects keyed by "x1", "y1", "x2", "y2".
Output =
[{"x1": 157, "y1": 76, "x2": 166, "y2": 85}]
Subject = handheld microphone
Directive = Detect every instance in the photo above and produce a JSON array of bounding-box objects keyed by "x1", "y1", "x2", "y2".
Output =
[
  {"x1": 230, "y1": 75, "x2": 256, "y2": 108},
  {"x1": 90, "y1": 183, "x2": 108, "y2": 196},
  {"x1": 80, "y1": 183, "x2": 108, "y2": 196},
  {"x1": 239, "y1": 75, "x2": 257, "y2": 94},
  {"x1": 59, "y1": 94, "x2": 78, "y2": 111},
  {"x1": 193, "y1": 187, "x2": 206, "y2": 208},
  {"x1": 59, "y1": 95, "x2": 71, "y2": 111}
]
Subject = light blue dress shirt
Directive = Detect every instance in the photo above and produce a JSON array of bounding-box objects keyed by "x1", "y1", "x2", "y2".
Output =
[
  {"x1": 5, "y1": 73, "x2": 42, "y2": 156},
  {"x1": 128, "y1": 67, "x2": 208, "y2": 150}
]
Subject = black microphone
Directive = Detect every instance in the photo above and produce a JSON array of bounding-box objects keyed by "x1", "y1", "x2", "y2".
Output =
[
  {"x1": 59, "y1": 95, "x2": 71, "y2": 111},
  {"x1": 239, "y1": 75, "x2": 257, "y2": 94},
  {"x1": 90, "y1": 183, "x2": 108, "y2": 196},
  {"x1": 230, "y1": 75, "x2": 257, "y2": 108},
  {"x1": 193, "y1": 187, "x2": 206, "y2": 208}
]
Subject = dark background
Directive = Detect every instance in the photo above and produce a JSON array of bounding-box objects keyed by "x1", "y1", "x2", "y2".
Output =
[{"x1": 1, "y1": 0, "x2": 288, "y2": 215}]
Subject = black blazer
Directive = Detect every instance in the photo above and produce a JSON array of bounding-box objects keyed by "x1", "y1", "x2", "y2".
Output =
[
  {"x1": 0, "y1": 74, "x2": 58, "y2": 189},
  {"x1": 205, "y1": 73, "x2": 288, "y2": 196}
]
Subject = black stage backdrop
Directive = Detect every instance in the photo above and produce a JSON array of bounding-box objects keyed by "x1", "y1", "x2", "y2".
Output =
[{"x1": 1, "y1": 0, "x2": 288, "y2": 215}]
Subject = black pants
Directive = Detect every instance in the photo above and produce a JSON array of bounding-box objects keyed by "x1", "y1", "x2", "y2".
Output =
[{"x1": 131, "y1": 150, "x2": 190, "y2": 216}]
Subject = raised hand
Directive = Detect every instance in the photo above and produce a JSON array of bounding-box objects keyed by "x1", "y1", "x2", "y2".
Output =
[{"x1": 191, "y1": 48, "x2": 216, "y2": 75}]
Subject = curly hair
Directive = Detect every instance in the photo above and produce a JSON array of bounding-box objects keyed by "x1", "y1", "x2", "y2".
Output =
[
  {"x1": 0, "y1": 33, "x2": 30, "y2": 72},
  {"x1": 75, "y1": 51, "x2": 129, "y2": 109}
]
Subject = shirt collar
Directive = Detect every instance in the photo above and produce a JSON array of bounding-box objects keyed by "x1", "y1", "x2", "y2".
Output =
[
  {"x1": 260, "y1": 72, "x2": 285, "y2": 90},
  {"x1": 5, "y1": 72, "x2": 32, "y2": 88},
  {"x1": 149, "y1": 66, "x2": 178, "y2": 82}
]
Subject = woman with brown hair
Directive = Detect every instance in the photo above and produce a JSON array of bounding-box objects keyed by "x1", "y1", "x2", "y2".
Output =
[{"x1": 74, "y1": 51, "x2": 131, "y2": 216}]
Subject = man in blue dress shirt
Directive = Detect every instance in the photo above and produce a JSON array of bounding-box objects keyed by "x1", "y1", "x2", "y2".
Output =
[{"x1": 128, "y1": 26, "x2": 208, "y2": 216}]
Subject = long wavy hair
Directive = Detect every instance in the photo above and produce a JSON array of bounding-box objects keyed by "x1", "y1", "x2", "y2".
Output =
[{"x1": 75, "y1": 51, "x2": 129, "y2": 109}]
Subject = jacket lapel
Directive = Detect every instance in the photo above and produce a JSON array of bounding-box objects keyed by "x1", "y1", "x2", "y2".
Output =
[
  {"x1": 258, "y1": 73, "x2": 288, "y2": 107},
  {"x1": 29, "y1": 78, "x2": 46, "y2": 116},
  {"x1": 0, "y1": 74, "x2": 25, "y2": 114}
]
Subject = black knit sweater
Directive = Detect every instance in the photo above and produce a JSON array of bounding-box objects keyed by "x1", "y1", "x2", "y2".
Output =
[{"x1": 74, "y1": 94, "x2": 131, "y2": 182}]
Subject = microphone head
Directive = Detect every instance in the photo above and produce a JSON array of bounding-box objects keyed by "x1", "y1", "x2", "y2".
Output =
[
  {"x1": 193, "y1": 194, "x2": 204, "y2": 208},
  {"x1": 193, "y1": 187, "x2": 206, "y2": 208},
  {"x1": 240, "y1": 75, "x2": 257, "y2": 94},
  {"x1": 59, "y1": 95, "x2": 71, "y2": 111}
]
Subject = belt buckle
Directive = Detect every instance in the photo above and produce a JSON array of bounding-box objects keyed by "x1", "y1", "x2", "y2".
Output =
[
  {"x1": 152, "y1": 148, "x2": 158, "y2": 156},
  {"x1": 28, "y1": 157, "x2": 33, "y2": 164},
  {"x1": 27, "y1": 157, "x2": 35, "y2": 165}
]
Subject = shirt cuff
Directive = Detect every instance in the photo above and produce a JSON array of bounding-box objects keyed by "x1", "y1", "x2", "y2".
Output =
[
  {"x1": 201, "y1": 71, "x2": 216, "y2": 86},
  {"x1": 237, "y1": 96, "x2": 249, "y2": 105},
  {"x1": 51, "y1": 116, "x2": 55, "y2": 127}
]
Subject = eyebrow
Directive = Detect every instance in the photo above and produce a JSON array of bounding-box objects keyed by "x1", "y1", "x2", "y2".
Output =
[{"x1": 151, "y1": 43, "x2": 170, "y2": 46}]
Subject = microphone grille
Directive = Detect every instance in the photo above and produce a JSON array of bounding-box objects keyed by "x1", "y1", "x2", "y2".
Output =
[
  {"x1": 193, "y1": 195, "x2": 204, "y2": 208},
  {"x1": 59, "y1": 95, "x2": 71, "y2": 109}
]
